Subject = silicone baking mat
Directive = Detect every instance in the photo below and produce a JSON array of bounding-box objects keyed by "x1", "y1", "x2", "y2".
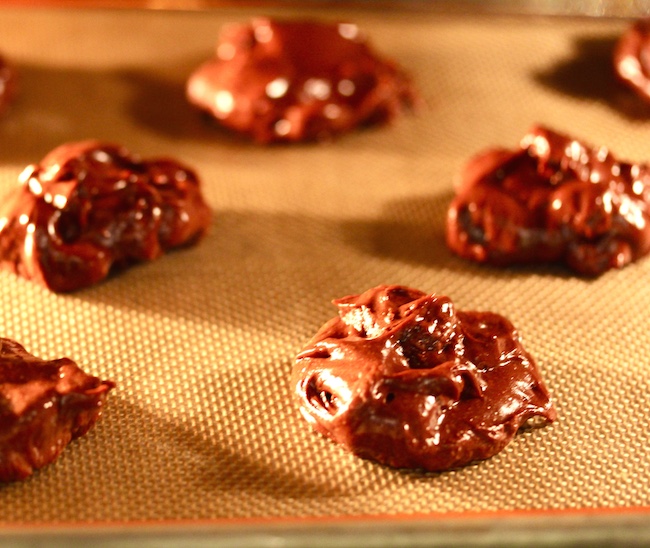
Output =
[{"x1": 1, "y1": 5, "x2": 650, "y2": 545}]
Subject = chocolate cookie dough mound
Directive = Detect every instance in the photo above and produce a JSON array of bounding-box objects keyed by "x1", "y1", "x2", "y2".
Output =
[
  {"x1": 446, "y1": 125, "x2": 650, "y2": 276},
  {"x1": 0, "y1": 338, "x2": 114, "y2": 482},
  {"x1": 0, "y1": 54, "x2": 18, "y2": 115},
  {"x1": 0, "y1": 141, "x2": 212, "y2": 292},
  {"x1": 292, "y1": 285, "x2": 555, "y2": 471},
  {"x1": 614, "y1": 18, "x2": 650, "y2": 103},
  {"x1": 186, "y1": 18, "x2": 417, "y2": 143}
]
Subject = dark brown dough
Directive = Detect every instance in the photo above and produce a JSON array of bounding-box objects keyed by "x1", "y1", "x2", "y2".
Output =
[
  {"x1": 292, "y1": 285, "x2": 555, "y2": 471},
  {"x1": 0, "y1": 338, "x2": 114, "y2": 482},
  {"x1": 613, "y1": 18, "x2": 650, "y2": 103},
  {"x1": 446, "y1": 125, "x2": 650, "y2": 276},
  {"x1": 186, "y1": 18, "x2": 417, "y2": 143},
  {"x1": 0, "y1": 141, "x2": 212, "y2": 292}
]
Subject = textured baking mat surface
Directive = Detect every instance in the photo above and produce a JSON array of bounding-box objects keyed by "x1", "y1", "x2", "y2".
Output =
[{"x1": 0, "y1": 6, "x2": 649, "y2": 526}]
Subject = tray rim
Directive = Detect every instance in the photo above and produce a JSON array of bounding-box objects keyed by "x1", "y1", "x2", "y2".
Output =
[{"x1": 2, "y1": 506, "x2": 650, "y2": 546}]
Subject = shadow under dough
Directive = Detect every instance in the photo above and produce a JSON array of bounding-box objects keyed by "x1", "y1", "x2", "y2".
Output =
[
  {"x1": 118, "y1": 65, "x2": 244, "y2": 145},
  {"x1": 0, "y1": 63, "x2": 121, "y2": 165},
  {"x1": 341, "y1": 191, "x2": 574, "y2": 279},
  {"x1": 0, "y1": 59, "x2": 252, "y2": 168},
  {"x1": 534, "y1": 34, "x2": 650, "y2": 120},
  {"x1": 340, "y1": 191, "x2": 458, "y2": 269}
]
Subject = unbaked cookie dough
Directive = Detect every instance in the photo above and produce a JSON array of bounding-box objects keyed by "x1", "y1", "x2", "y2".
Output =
[
  {"x1": 0, "y1": 338, "x2": 114, "y2": 482},
  {"x1": 0, "y1": 141, "x2": 212, "y2": 292},
  {"x1": 292, "y1": 285, "x2": 555, "y2": 471},
  {"x1": 186, "y1": 18, "x2": 417, "y2": 143},
  {"x1": 614, "y1": 18, "x2": 650, "y2": 103},
  {"x1": 446, "y1": 125, "x2": 650, "y2": 276}
]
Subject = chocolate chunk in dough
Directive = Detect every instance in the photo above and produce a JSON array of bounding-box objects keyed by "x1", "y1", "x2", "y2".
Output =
[
  {"x1": 292, "y1": 285, "x2": 555, "y2": 471},
  {"x1": 0, "y1": 141, "x2": 212, "y2": 292},
  {"x1": 0, "y1": 55, "x2": 18, "y2": 115},
  {"x1": 614, "y1": 18, "x2": 650, "y2": 103},
  {"x1": 0, "y1": 338, "x2": 114, "y2": 482},
  {"x1": 186, "y1": 18, "x2": 417, "y2": 143},
  {"x1": 446, "y1": 125, "x2": 650, "y2": 276}
]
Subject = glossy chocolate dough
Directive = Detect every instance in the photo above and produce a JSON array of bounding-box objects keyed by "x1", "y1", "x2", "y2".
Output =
[
  {"x1": 292, "y1": 285, "x2": 556, "y2": 471},
  {"x1": 446, "y1": 125, "x2": 650, "y2": 276},
  {"x1": 0, "y1": 338, "x2": 114, "y2": 482},
  {"x1": 186, "y1": 18, "x2": 417, "y2": 143},
  {"x1": 0, "y1": 141, "x2": 212, "y2": 292},
  {"x1": 0, "y1": 55, "x2": 18, "y2": 115},
  {"x1": 613, "y1": 18, "x2": 650, "y2": 102}
]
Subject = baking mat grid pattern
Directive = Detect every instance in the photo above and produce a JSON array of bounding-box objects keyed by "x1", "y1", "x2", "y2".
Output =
[{"x1": 0, "y1": 8, "x2": 649, "y2": 523}]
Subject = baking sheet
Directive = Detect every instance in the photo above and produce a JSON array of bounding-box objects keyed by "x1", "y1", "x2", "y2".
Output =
[{"x1": 1, "y1": 5, "x2": 650, "y2": 545}]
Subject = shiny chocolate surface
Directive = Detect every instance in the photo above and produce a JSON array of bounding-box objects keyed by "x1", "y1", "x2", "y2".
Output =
[
  {"x1": 0, "y1": 141, "x2": 212, "y2": 292},
  {"x1": 614, "y1": 18, "x2": 650, "y2": 102},
  {"x1": 0, "y1": 338, "x2": 114, "y2": 482},
  {"x1": 292, "y1": 285, "x2": 555, "y2": 471},
  {"x1": 446, "y1": 125, "x2": 650, "y2": 276},
  {"x1": 186, "y1": 18, "x2": 417, "y2": 143}
]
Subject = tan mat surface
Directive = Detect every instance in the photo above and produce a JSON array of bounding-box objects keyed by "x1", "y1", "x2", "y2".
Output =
[{"x1": 0, "y1": 6, "x2": 648, "y2": 525}]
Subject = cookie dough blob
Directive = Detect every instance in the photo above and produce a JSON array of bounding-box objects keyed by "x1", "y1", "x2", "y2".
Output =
[
  {"x1": 186, "y1": 18, "x2": 417, "y2": 143},
  {"x1": 0, "y1": 338, "x2": 114, "y2": 482},
  {"x1": 0, "y1": 140, "x2": 212, "y2": 292},
  {"x1": 292, "y1": 285, "x2": 556, "y2": 471},
  {"x1": 614, "y1": 18, "x2": 650, "y2": 103},
  {"x1": 446, "y1": 125, "x2": 650, "y2": 276}
]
